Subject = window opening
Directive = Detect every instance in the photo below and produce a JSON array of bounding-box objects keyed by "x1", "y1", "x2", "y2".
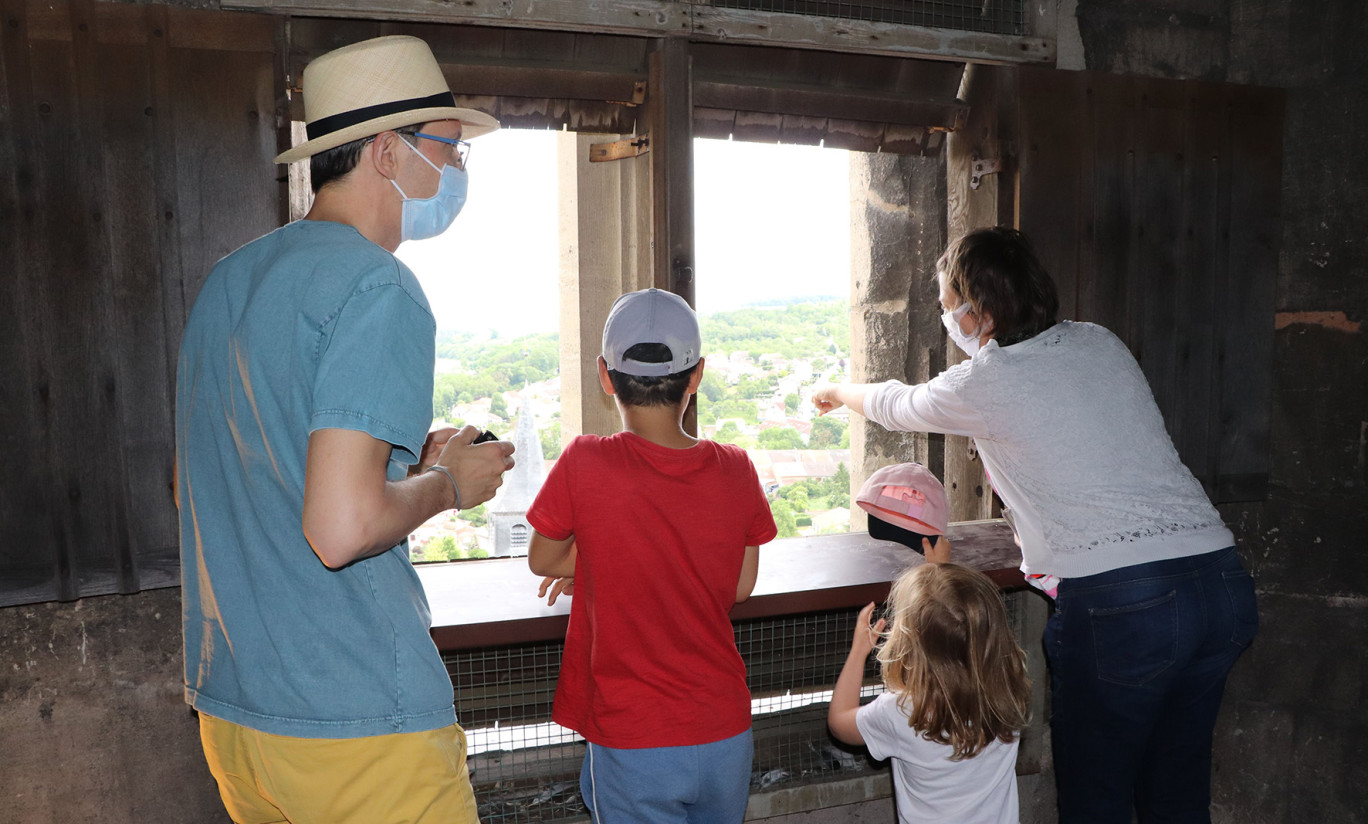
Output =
[
  {"x1": 398, "y1": 128, "x2": 561, "y2": 564},
  {"x1": 693, "y1": 137, "x2": 853, "y2": 539}
]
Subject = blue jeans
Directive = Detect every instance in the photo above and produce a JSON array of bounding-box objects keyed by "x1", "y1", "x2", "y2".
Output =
[
  {"x1": 1044, "y1": 547, "x2": 1257, "y2": 824},
  {"x1": 580, "y1": 729, "x2": 754, "y2": 824}
]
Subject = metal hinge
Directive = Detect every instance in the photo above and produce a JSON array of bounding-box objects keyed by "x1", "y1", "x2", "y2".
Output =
[
  {"x1": 970, "y1": 154, "x2": 1002, "y2": 189},
  {"x1": 589, "y1": 134, "x2": 650, "y2": 163}
]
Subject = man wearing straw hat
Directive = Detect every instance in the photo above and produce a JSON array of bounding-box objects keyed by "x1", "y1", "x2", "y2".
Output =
[{"x1": 175, "y1": 35, "x2": 510, "y2": 823}]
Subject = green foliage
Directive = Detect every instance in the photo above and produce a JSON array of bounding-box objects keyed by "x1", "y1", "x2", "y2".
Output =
[
  {"x1": 465, "y1": 546, "x2": 490, "y2": 559},
  {"x1": 422, "y1": 534, "x2": 460, "y2": 562},
  {"x1": 758, "y1": 427, "x2": 806, "y2": 450},
  {"x1": 770, "y1": 499, "x2": 799, "y2": 538},
  {"x1": 700, "y1": 300, "x2": 849, "y2": 362},
  {"x1": 733, "y1": 374, "x2": 773, "y2": 400},
  {"x1": 713, "y1": 421, "x2": 756, "y2": 449},
  {"x1": 810, "y1": 415, "x2": 847, "y2": 448},
  {"x1": 784, "y1": 393, "x2": 800, "y2": 414},
  {"x1": 780, "y1": 486, "x2": 811, "y2": 512},
  {"x1": 436, "y1": 331, "x2": 559, "y2": 390},
  {"x1": 541, "y1": 421, "x2": 563, "y2": 460},
  {"x1": 708, "y1": 400, "x2": 759, "y2": 425},
  {"x1": 698, "y1": 371, "x2": 726, "y2": 403},
  {"x1": 457, "y1": 504, "x2": 487, "y2": 528},
  {"x1": 490, "y1": 393, "x2": 508, "y2": 419}
]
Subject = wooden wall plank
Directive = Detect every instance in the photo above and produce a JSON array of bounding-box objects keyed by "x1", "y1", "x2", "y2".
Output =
[
  {"x1": 71, "y1": 0, "x2": 140, "y2": 594},
  {"x1": 1132, "y1": 82, "x2": 1187, "y2": 440},
  {"x1": 1171, "y1": 83, "x2": 1226, "y2": 493},
  {"x1": 24, "y1": 6, "x2": 100, "y2": 601},
  {"x1": 1016, "y1": 70, "x2": 1280, "y2": 509},
  {"x1": 1018, "y1": 67, "x2": 1085, "y2": 321},
  {"x1": 0, "y1": 0, "x2": 63, "y2": 604},
  {"x1": 1084, "y1": 72, "x2": 1137, "y2": 345},
  {"x1": 96, "y1": 9, "x2": 181, "y2": 591},
  {"x1": 0, "y1": 1, "x2": 282, "y2": 605},
  {"x1": 1214, "y1": 85, "x2": 1281, "y2": 502}
]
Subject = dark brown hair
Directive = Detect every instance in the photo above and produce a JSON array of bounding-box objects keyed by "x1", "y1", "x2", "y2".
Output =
[
  {"x1": 309, "y1": 124, "x2": 423, "y2": 194},
  {"x1": 876, "y1": 562, "x2": 1031, "y2": 760},
  {"x1": 937, "y1": 227, "x2": 1059, "y2": 347},
  {"x1": 607, "y1": 343, "x2": 699, "y2": 407}
]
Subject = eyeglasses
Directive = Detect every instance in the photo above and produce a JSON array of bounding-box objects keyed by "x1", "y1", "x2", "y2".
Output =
[{"x1": 413, "y1": 132, "x2": 471, "y2": 169}]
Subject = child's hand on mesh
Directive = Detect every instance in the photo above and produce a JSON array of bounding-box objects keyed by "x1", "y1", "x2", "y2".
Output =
[{"x1": 850, "y1": 602, "x2": 885, "y2": 658}]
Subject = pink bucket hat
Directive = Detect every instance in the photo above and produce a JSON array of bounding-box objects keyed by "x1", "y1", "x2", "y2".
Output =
[{"x1": 856, "y1": 463, "x2": 949, "y2": 545}]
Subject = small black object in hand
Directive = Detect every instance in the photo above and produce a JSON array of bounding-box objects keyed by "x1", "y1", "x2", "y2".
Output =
[{"x1": 472, "y1": 430, "x2": 499, "y2": 444}]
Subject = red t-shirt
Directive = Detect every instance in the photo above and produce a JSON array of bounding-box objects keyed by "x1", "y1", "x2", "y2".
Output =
[{"x1": 526, "y1": 432, "x2": 778, "y2": 749}]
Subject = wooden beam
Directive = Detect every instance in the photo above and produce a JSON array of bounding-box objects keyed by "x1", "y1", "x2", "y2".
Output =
[
  {"x1": 646, "y1": 39, "x2": 694, "y2": 301},
  {"x1": 693, "y1": 76, "x2": 966, "y2": 130},
  {"x1": 222, "y1": 0, "x2": 1055, "y2": 66},
  {"x1": 691, "y1": 6, "x2": 1055, "y2": 66},
  {"x1": 225, "y1": 0, "x2": 691, "y2": 36}
]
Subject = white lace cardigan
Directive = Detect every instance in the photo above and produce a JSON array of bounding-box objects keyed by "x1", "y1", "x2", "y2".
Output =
[{"x1": 864, "y1": 321, "x2": 1233, "y2": 581}]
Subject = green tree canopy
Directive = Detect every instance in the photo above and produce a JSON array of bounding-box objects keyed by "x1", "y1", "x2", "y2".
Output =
[
  {"x1": 770, "y1": 499, "x2": 799, "y2": 538},
  {"x1": 758, "y1": 427, "x2": 806, "y2": 450},
  {"x1": 810, "y1": 415, "x2": 847, "y2": 448}
]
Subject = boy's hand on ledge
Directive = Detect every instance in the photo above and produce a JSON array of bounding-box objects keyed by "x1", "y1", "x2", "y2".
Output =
[
  {"x1": 925, "y1": 536, "x2": 952, "y2": 564},
  {"x1": 538, "y1": 575, "x2": 574, "y2": 606}
]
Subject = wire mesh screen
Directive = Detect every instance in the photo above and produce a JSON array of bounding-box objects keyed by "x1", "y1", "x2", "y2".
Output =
[
  {"x1": 445, "y1": 593, "x2": 1037, "y2": 822},
  {"x1": 703, "y1": 0, "x2": 1025, "y2": 36}
]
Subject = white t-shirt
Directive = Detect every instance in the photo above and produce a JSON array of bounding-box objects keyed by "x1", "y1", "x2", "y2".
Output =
[{"x1": 856, "y1": 692, "x2": 1020, "y2": 824}]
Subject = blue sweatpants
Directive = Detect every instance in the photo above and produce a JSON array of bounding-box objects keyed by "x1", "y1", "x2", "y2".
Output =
[{"x1": 580, "y1": 729, "x2": 754, "y2": 824}]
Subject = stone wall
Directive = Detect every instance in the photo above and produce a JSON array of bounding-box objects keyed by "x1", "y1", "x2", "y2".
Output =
[{"x1": 0, "y1": 589, "x2": 228, "y2": 822}]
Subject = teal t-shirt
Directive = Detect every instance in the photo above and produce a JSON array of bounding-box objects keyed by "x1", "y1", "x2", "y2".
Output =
[{"x1": 175, "y1": 220, "x2": 455, "y2": 738}]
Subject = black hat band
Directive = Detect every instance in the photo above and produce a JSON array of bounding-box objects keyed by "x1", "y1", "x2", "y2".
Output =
[{"x1": 305, "y1": 90, "x2": 456, "y2": 140}]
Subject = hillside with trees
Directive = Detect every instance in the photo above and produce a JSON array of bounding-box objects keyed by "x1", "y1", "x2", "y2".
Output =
[{"x1": 415, "y1": 298, "x2": 852, "y2": 560}]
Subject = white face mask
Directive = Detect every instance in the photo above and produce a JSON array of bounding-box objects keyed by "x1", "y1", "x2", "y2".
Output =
[
  {"x1": 941, "y1": 301, "x2": 985, "y2": 357},
  {"x1": 390, "y1": 138, "x2": 468, "y2": 242}
]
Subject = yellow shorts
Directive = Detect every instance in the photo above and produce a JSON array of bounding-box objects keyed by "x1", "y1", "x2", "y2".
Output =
[{"x1": 198, "y1": 713, "x2": 479, "y2": 824}]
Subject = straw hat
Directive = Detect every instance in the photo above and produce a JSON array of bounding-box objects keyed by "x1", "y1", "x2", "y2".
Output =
[{"x1": 275, "y1": 35, "x2": 500, "y2": 164}]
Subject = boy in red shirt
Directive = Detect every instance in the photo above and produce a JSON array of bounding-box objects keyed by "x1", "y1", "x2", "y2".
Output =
[{"x1": 527, "y1": 288, "x2": 778, "y2": 822}]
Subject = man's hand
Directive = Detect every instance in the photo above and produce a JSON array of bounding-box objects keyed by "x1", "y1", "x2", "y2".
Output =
[
  {"x1": 924, "y1": 536, "x2": 952, "y2": 564},
  {"x1": 411, "y1": 427, "x2": 460, "y2": 476},
  {"x1": 434, "y1": 425, "x2": 515, "y2": 510},
  {"x1": 538, "y1": 576, "x2": 574, "y2": 606}
]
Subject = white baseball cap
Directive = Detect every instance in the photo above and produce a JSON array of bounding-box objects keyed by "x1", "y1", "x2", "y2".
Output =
[{"x1": 601, "y1": 289, "x2": 701, "y2": 377}]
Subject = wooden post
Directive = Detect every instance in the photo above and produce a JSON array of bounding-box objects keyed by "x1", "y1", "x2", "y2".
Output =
[{"x1": 645, "y1": 37, "x2": 696, "y2": 433}]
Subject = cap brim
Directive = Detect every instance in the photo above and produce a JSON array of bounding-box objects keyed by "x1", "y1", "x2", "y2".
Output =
[
  {"x1": 868, "y1": 517, "x2": 938, "y2": 553},
  {"x1": 274, "y1": 106, "x2": 500, "y2": 164}
]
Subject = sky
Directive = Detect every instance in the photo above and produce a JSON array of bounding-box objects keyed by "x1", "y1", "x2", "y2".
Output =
[{"x1": 396, "y1": 130, "x2": 851, "y2": 338}]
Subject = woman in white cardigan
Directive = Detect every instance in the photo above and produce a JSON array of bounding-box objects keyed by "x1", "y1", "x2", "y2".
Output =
[{"x1": 812, "y1": 227, "x2": 1257, "y2": 824}]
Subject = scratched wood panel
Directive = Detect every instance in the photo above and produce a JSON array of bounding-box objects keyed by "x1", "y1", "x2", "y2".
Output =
[
  {"x1": 93, "y1": 4, "x2": 183, "y2": 594},
  {"x1": 0, "y1": 0, "x2": 62, "y2": 604},
  {"x1": 1083, "y1": 71, "x2": 1140, "y2": 347},
  {"x1": 1213, "y1": 85, "x2": 1281, "y2": 502},
  {"x1": 1170, "y1": 83, "x2": 1226, "y2": 493},
  {"x1": 1132, "y1": 81, "x2": 1188, "y2": 444},
  {"x1": 1017, "y1": 66, "x2": 1086, "y2": 321},
  {"x1": 1016, "y1": 69, "x2": 1280, "y2": 505},
  {"x1": 0, "y1": 1, "x2": 281, "y2": 606}
]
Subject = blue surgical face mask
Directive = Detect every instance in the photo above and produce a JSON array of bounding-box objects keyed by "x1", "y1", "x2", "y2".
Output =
[
  {"x1": 941, "y1": 301, "x2": 984, "y2": 357},
  {"x1": 390, "y1": 138, "x2": 468, "y2": 242}
]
